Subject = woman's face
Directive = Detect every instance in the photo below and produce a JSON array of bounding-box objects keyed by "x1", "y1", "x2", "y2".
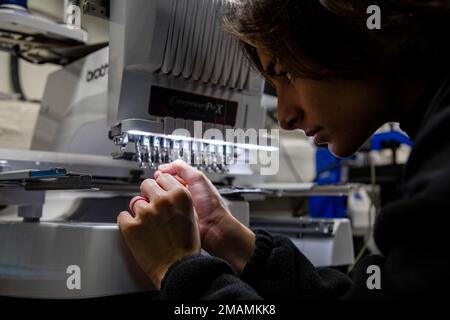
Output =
[{"x1": 257, "y1": 49, "x2": 395, "y2": 158}]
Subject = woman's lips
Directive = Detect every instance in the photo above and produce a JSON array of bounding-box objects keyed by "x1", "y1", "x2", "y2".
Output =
[
  {"x1": 305, "y1": 127, "x2": 327, "y2": 144},
  {"x1": 305, "y1": 127, "x2": 321, "y2": 137},
  {"x1": 313, "y1": 130, "x2": 327, "y2": 145}
]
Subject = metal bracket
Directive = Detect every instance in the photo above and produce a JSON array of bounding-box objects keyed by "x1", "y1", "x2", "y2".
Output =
[
  {"x1": 0, "y1": 186, "x2": 45, "y2": 221},
  {"x1": 82, "y1": 0, "x2": 109, "y2": 20}
]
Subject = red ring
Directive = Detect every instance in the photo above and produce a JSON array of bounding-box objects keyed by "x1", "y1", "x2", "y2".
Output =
[{"x1": 129, "y1": 196, "x2": 149, "y2": 217}]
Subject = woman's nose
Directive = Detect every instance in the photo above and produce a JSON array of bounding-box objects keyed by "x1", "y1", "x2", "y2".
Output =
[{"x1": 278, "y1": 105, "x2": 303, "y2": 130}]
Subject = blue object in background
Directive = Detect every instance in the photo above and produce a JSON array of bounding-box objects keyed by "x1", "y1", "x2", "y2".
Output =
[
  {"x1": 308, "y1": 147, "x2": 347, "y2": 218},
  {"x1": 371, "y1": 131, "x2": 413, "y2": 151},
  {"x1": 0, "y1": 0, "x2": 28, "y2": 8}
]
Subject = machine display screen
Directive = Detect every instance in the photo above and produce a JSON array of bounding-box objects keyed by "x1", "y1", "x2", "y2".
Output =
[{"x1": 149, "y1": 86, "x2": 238, "y2": 126}]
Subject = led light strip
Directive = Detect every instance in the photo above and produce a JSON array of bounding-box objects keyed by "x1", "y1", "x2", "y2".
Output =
[{"x1": 126, "y1": 130, "x2": 279, "y2": 152}]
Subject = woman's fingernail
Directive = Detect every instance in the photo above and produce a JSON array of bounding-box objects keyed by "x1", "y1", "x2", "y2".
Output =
[{"x1": 158, "y1": 164, "x2": 169, "y2": 170}]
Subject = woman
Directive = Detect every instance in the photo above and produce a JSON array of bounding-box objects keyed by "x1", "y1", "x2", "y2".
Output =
[{"x1": 117, "y1": 0, "x2": 450, "y2": 299}]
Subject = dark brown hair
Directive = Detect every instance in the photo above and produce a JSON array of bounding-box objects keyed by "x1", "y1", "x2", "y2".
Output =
[{"x1": 224, "y1": 0, "x2": 450, "y2": 81}]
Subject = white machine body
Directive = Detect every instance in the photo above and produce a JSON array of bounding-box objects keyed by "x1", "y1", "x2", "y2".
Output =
[
  {"x1": 108, "y1": 0, "x2": 266, "y2": 171},
  {"x1": 290, "y1": 219, "x2": 355, "y2": 267},
  {"x1": 0, "y1": 222, "x2": 153, "y2": 299}
]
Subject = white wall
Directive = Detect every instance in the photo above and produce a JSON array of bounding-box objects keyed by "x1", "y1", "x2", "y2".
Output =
[{"x1": 0, "y1": 52, "x2": 12, "y2": 94}]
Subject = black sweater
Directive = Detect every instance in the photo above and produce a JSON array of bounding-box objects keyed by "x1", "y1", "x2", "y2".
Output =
[{"x1": 159, "y1": 73, "x2": 450, "y2": 300}]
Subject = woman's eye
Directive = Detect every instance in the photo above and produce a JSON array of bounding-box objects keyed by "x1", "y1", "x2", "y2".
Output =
[
  {"x1": 285, "y1": 72, "x2": 294, "y2": 83},
  {"x1": 273, "y1": 69, "x2": 295, "y2": 84},
  {"x1": 278, "y1": 71, "x2": 294, "y2": 84}
]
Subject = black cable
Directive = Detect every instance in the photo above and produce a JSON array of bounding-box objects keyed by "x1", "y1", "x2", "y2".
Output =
[
  {"x1": 9, "y1": 53, "x2": 42, "y2": 103},
  {"x1": 10, "y1": 53, "x2": 25, "y2": 101}
]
